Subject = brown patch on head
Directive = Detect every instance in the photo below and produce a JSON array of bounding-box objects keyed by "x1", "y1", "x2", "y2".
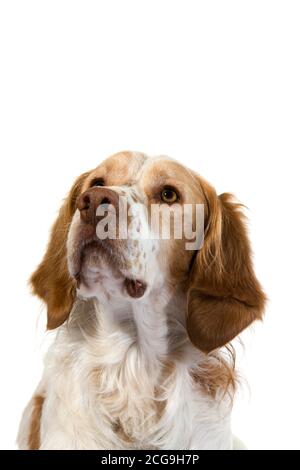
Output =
[
  {"x1": 187, "y1": 181, "x2": 266, "y2": 353},
  {"x1": 30, "y1": 171, "x2": 90, "y2": 329},
  {"x1": 28, "y1": 395, "x2": 45, "y2": 450},
  {"x1": 84, "y1": 151, "x2": 148, "y2": 190},
  {"x1": 139, "y1": 158, "x2": 208, "y2": 287},
  {"x1": 141, "y1": 158, "x2": 205, "y2": 205}
]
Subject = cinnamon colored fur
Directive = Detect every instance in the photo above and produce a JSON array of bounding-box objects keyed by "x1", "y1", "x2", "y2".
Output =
[{"x1": 28, "y1": 395, "x2": 44, "y2": 450}]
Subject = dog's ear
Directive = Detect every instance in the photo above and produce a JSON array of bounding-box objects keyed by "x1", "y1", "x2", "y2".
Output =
[
  {"x1": 30, "y1": 172, "x2": 90, "y2": 329},
  {"x1": 187, "y1": 181, "x2": 266, "y2": 353}
]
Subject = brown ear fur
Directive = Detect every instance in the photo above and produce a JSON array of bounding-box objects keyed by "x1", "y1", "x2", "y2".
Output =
[
  {"x1": 187, "y1": 183, "x2": 266, "y2": 353},
  {"x1": 30, "y1": 172, "x2": 90, "y2": 329}
]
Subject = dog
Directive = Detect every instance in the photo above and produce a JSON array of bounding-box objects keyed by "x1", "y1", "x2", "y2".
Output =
[{"x1": 18, "y1": 151, "x2": 265, "y2": 450}]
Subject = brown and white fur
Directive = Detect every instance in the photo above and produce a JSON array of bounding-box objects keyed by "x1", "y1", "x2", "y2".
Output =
[{"x1": 17, "y1": 151, "x2": 265, "y2": 450}]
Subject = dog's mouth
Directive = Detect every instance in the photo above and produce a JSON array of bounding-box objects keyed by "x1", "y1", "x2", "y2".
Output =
[
  {"x1": 124, "y1": 278, "x2": 147, "y2": 298},
  {"x1": 71, "y1": 239, "x2": 117, "y2": 281},
  {"x1": 71, "y1": 239, "x2": 147, "y2": 299}
]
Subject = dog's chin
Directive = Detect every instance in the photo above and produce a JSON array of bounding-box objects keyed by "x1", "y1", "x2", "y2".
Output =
[
  {"x1": 69, "y1": 241, "x2": 147, "y2": 300},
  {"x1": 68, "y1": 239, "x2": 121, "y2": 279}
]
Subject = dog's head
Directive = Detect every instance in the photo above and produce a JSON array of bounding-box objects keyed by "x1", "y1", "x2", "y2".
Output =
[{"x1": 31, "y1": 151, "x2": 265, "y2": 353}]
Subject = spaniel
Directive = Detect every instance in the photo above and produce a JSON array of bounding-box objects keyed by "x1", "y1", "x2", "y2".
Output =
[{"x1": 18, "y1": 151, "x2": 265, "y2": 450}]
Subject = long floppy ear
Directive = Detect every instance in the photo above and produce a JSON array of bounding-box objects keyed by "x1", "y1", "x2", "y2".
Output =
[
  {"x1": 30, "y1": 172, "x2": 90, "y2": 329},
  {"x1": 187, "y1": 182, "x2": 266, "y2": 353}
]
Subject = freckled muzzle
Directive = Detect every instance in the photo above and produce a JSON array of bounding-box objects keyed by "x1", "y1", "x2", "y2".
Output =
[
  {"x1": 72, "y1": 187, "x2": 147, "y2": 299},
  {"x1": 69, "y1": 187, "x2": 121, "y2": 277}
]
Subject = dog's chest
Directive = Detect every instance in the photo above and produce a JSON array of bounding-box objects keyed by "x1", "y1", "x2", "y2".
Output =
[
  {"x1": 74, "y1": 347, "x2": 229, "y2": 449},
  {"x1": 43, "y1": 326, "x2": 232, "y2": 449}
]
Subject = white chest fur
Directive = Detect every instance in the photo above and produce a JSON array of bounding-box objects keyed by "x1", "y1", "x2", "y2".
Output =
[{"x1": 36, "y1": 298, "x2": 233, "y2": 450}]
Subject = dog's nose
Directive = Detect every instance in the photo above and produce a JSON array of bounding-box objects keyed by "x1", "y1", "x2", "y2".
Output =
[{"x1": 77, "y1": 188, "x2": 119, "y2": 224}]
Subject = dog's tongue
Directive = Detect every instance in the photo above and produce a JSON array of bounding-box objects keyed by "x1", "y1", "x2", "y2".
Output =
[{"x1": 125, "y1": 278, "x2": 146, "y2": 298}]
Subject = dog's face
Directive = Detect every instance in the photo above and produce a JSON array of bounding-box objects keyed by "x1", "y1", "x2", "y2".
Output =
[
  {"x1": 67, "y1": 151, "x2": 205, "y2": 305},
  {"x1": 31, "y1": 151, "x2": 265, "y2": 353}
]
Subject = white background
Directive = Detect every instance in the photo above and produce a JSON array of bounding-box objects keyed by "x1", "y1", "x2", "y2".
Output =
[{"x1": 0, "y1": 0, "x2": 299, "y2": 450}]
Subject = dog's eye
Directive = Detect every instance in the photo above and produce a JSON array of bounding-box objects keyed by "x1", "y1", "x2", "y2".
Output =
[
  {"x1": 91, "y1": 178, "x2": 105, "y2": 187},
  {"x1": 161, "y1": 187, "x2": 179, "y2": 203}
]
